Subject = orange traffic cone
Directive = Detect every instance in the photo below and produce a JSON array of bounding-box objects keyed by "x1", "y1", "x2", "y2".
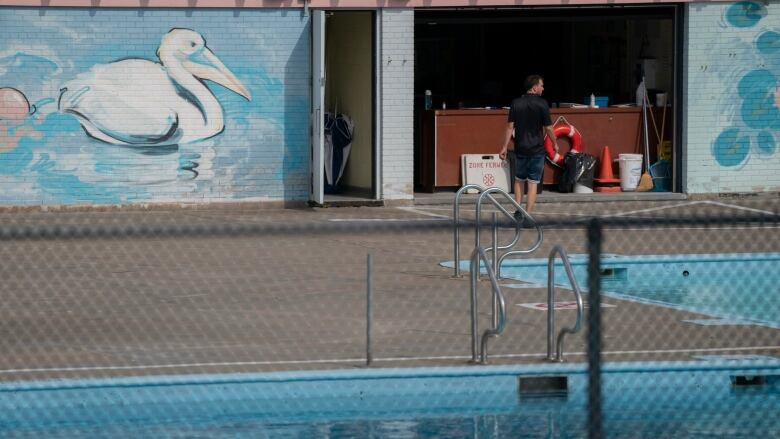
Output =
[{"x1": 594, "y1": 145, "x2": 621, "y2": 192}]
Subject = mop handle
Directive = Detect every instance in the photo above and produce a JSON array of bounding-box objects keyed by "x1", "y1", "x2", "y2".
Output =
[{"x1": 642, "y1": 81, "x2": 651, "y2": 170}]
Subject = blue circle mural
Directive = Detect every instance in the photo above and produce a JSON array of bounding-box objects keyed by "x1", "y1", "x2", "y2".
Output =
[
  {"x1": 712, "y1": 128, "x2": 750, "y2": 167},
  {"x1": 726, "y1": 1, "x2": 767, "y2": 28},
  {"x1": 756, "y1": 131, "x2": 777, "y2": 155},
  {"x1": 737, "y1": 69, "x2": 775, "y2": 98},
  {"x1": 712, "y1": 2, "x2": 777, "y2": 169},
  {"x1": 741, "y1": 88, "x2": 780, "y2": 130},
  {"x1": 756, "y1": 31, "x2": 780, "y2": 54}
]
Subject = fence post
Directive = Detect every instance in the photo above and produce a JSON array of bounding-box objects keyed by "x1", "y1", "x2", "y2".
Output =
[
  {"x1": 492, "y1": 212, "x2": 498, "y2": 328},
  {"x1": 587, "y1": 218, "x2": 603, "y2": 439},
  {"x1": 366, "y1": 252, "x2": 373, "y2": 366}
]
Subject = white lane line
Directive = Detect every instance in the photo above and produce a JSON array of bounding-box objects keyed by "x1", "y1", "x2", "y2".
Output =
[
  {"x1": 0, "y1": 358, "x2": 367, "y2": 374},
  {"x1": 416, "y1": 201, "x2": 777, "y2": 218},
  {"x1": 323, "y1": 221, "x2": 780, "y2": 230},
  {"x1": 327, "y1": 218, "x2": 448, "y2": 222},
  {"x1": 589, "y1": 345, "x2": 780, "y2": 356},
  {"x1": 594, "y1": 225, "x2": 780, "y2": 231},
  {"x1": 416, "y1": 206, "x2": 597, "y2": 217},
  {"x1": 603, "y1": 200, "x2": 777, "y2": 218},
  {"x1": 416, "y1": 206, "x2": 472, "y2": 211},
  {"x1": 447, "y1": 200, "x2": 778, "y2": 225},
  {"x1": 699, "y1": 200, "x2": 777, "y2": 216},
  {"x1": 602, "y1": 201, "x2": 699, "y2": 217},
  {"x1": 414, "y1": 200, "x2": 778, "y2": 217},
  {"x1": 2, "y1": 346, "x2": 778, "y2": 374},
  {"x1": 683, "y1": 318, "x2": 756, "y2": 326},
  {"x1": 396, "y1": 206, "x2": 452, "y2": 219},
  {"x1": 420, "y1": 206, "x2": 586, "y2": 216}
]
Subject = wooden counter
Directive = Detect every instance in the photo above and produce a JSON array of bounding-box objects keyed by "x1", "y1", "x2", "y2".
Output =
[{"x1": 418, "y1": 107, "x2": 666, "y2": 191}]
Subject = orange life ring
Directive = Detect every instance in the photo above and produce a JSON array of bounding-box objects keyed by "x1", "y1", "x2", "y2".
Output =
[{"x1": 545, "y1": 124, "x2": 582, "y2": 166}]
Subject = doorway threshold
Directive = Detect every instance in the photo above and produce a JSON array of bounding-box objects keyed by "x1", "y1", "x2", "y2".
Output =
[
  {"x1": 413, "y1": 190, "x2": 687, "y2": 206},
  {"x1": 321, "y1": 193, "x2": 383, "y2": 208}
]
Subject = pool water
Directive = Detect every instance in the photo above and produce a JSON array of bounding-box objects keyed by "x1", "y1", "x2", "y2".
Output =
[
  {"x1": 1, "y1": 364, "x2": 779, "y2": 438},
  {"x1": 493, "y1": 252, "x2": 780, "y2": 328}
]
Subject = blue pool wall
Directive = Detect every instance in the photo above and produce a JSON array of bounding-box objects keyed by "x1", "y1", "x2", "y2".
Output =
[{"x1": 2, "y1": 361, "x2": 779, "y2": 432}]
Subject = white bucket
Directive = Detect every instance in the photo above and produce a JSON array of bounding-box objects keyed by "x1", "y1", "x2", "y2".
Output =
[
  {"x1": 618, "y1": 154, "x2": 643, "y2": 191},
  {"x1": 574, "y1": 183, "x2": 593, "y2": 193},
  {"x1": 656, "y1": 92, "x2": 667, "y2": 107}
]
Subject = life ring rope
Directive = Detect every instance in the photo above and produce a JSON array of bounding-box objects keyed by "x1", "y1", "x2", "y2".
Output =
[{"x1": 545, "y1": 119, "x2": 583, "y2": 167}]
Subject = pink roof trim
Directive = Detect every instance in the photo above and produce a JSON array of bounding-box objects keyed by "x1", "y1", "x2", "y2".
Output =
[{"x1": 0, "y1": 0, "x2": 694, "y2": 7}]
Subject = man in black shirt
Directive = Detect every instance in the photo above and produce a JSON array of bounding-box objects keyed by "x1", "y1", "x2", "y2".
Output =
[{"x1": 499, "y1": 75, "x2": 559, "y2": 218}]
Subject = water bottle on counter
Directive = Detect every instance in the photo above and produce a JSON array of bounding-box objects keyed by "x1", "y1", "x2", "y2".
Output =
[
  {"x1": 424, "y1": 90, "x2": 432, "y2": 110},
  {"x1": 589, "y1": 93, "x2": 596, "y2": 108},
  {"x1": 636, "y1": 80, "x2": 645, "y2": 106}
]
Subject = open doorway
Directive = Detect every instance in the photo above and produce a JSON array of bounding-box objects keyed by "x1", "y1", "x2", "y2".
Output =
[
  {"x1": 321, "y1": 11, "x2": 376, "y2": 203},
  {"x1": 414, "y1": 6, "x2": 680, "y2": 194}
]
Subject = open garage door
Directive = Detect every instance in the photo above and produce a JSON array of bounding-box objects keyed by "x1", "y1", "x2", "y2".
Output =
[{"x1": 414, "y1": 5, "x2": 681, "y2": 194}]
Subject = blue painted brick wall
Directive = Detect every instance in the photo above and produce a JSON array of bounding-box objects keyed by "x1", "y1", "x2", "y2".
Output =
[
  {"x1": 686, "y1": 1, "x2": 780, "y2": 193},
  {"x1": 0, "y1": 8, "x2": 311, "y2": 206}
]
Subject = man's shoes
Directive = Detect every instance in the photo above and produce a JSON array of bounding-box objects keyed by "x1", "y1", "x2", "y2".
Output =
[{"x1": 514, "y1": 210, "x2": 537, "y2": 229}]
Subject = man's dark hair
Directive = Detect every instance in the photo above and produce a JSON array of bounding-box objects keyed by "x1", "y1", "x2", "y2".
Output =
[{"x1": 524, "y1": 75, "x2": 543, "y2": 92}]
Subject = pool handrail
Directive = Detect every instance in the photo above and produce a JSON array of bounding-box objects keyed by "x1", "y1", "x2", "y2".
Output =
[
  {"x1": 470, "y1": 245, "x2": 506, "y2": 364},
  {"x1": 453, "y1": 185, "x2": 487, "y2": 278},
  {"x1": 474, "y1": 187, "x2": 541, "y2": 251},
  {"x1": 453, "y1": 185, "x2": 543, "y2": 277},
  {"x1": 547, "y1": 245, "x2": 584, "y2": 362},
  {"x1": 453, "y1": 185, "x2": 523, "y2": 277},
  {"x1": 475, "y1": 188, "x2": 543, "y2": 278}
]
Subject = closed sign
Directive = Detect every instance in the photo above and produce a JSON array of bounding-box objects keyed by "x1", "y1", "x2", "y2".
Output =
[{"x1": 461, "y1": 154, "x2": 511, "y2": 193}]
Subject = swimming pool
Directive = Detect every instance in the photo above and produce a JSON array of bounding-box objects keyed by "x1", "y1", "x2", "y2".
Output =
[
  {"x1": 3, "y1": 253, "x2": 778, "y2": 437},
  {"x1": 484, "y1": 252, "x2": 780, "y2": 329},
  {"x1": 1, "y1": 362, "x2": 778, "y2": 438}
]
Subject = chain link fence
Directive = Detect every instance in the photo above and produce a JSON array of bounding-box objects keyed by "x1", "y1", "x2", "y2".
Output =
[{"x1": 1, "y1": 202, "x2": 778, "y2": 437}]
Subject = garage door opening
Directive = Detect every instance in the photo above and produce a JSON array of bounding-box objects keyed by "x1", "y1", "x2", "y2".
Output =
[{"x1": 414, "y1": 6, "x2": 680, "y2": 194}]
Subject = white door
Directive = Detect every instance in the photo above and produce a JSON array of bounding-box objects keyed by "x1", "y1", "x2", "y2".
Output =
[
  {"x1": 373, "y1": 10, "x2": 381, "y2": 200},
  {"x1": 310, "y1": 10, "x2": 325, "y2": 205}
]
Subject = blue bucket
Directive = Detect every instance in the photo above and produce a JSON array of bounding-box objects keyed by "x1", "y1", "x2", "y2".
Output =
[{"x1": 650, "y1": 160, "x2": 672, "y2": 192}]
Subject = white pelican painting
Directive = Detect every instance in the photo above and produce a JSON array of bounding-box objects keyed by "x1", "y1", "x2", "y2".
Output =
[{"x1": 58, "y1": 28, "x2": 251, "y2": 146}]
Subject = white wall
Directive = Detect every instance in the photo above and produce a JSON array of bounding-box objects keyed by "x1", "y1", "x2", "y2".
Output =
[{"x1": 380, "y1": 9, "x2": 415, "y2": 201}]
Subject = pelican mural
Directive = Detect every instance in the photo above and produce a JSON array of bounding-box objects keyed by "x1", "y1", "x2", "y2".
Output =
[{"x1": 58, "y1": 28, "x2": 251, "y2": 146}]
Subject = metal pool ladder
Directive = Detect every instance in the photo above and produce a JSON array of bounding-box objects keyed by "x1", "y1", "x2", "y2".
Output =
[
  {"x1": 456, "y1": 185, "x2": 543, "y2": 363},
  {"x1": 455, "y1": 187, "x2": 584, "y2": 363},
  {"x1": 546, "y1": 245, "x2": 585, "y2": 362},
  {"x1": 470, "y1": 244, "x2": 506, "y2": 364}
]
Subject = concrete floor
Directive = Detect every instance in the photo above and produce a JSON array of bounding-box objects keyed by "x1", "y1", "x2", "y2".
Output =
[{"x1": 1, "y1": 197, "x2": 778, "y2": 382}]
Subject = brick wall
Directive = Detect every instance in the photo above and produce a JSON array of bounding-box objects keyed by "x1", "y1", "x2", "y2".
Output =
[
  {"x1": 685, "y1": 1, "x2": 780, "y2": 193},
  {"x1": 0, "y1": 8, "x2": 310, "y2": 206},
  {"x1": 380, "y1": 8, "x2": 415, "y2": 200}
]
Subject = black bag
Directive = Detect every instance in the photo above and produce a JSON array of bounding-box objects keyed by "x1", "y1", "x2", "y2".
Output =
[
  {"x1": 577, "y1": 154, "x2": 597, "y2": 189},
  {"x1": 558, "y1": 152, "x2": 579, "y2": 193},
  {"x1": 559, "y1": 152, "x2": 597, "y2": 193}
]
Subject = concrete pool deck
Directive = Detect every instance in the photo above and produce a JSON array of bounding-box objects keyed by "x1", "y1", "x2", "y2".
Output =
[{"x1": 0, "y1": 197, "x2": 779, "y2": 381}]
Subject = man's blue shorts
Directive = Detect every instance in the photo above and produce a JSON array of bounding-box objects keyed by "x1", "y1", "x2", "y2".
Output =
[{"x1": 514, "y1": 154, "x2": 545, "y2": 184}]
